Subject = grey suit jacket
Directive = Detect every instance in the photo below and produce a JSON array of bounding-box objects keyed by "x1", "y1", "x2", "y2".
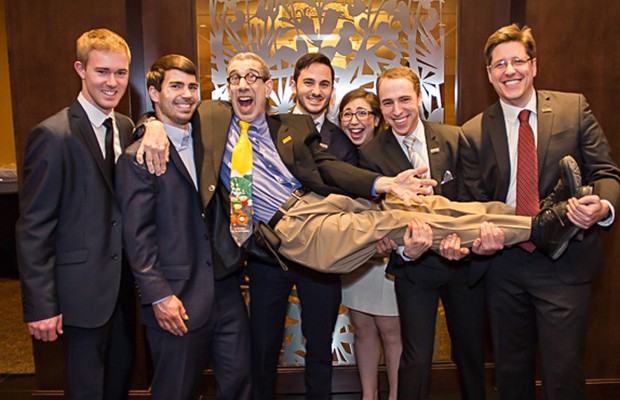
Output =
[
  {"x1": 17, "y1": 100, "x2": 133, "y2": 327},
  {"x1": 461, "y1": 90, "x2": 620, "y2": 283}
]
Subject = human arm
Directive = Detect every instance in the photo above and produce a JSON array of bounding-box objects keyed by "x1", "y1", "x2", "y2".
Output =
[
  {"x1": 471, "y1": 221, "x2": 505, "y2": 256},
  {"x1": 116, "y1": 146, "x2": 176, "y2": 307},
  {"x1": 27, "y1": 314, "x2": 63, "y2": 342},
  {"x1": 152, "y1": 295, "x2": 189, "y2": 336},
  {"x1": 401, "y1": 218, "x2": 433, "y2": 259},
  {"x1": 567, "y1": 195, "x2": 611, "y2": 229},
  {"x1": 135, "y1": 117, "x2": 170, "y2": 175},
  {"x1": 16, "y1": 123, "x2": 64, "y2": 324}
]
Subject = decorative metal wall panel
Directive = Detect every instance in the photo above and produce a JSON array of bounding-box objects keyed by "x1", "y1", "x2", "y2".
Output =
[{"x1": 200, "y1": 0, "x2": 455, "y2": 366}]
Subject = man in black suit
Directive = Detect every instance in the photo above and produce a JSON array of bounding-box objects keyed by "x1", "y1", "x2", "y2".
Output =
[
  {"x1": 116, "y1": 55, "x2": 251, "y2": 400},
  {"x1": 460, "y1": 24, "x2": 620, "y2": 400},
  {"x1": 291, "y1": 52, "x2": 358, "y2": 164},
  {"x1": 16, "y1": 29, "x2": 135, "y2": 399},
  {"x1": 359, "y1": 66, "x2": 502, "y2": 399}
]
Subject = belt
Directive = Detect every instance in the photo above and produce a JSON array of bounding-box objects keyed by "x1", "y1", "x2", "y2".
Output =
[{"x1": 268, "y1": 187, "x2": 309, "y2": 229}]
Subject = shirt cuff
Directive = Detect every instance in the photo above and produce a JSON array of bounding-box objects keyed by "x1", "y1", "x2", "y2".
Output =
[
  {"x1": 153, "y1": 295, "x2": 172, "y2": 305},
  {"x1": 597, "y1": 199, "x2": 615, "y2": 227},
  {"x1": 396, "y1": 246, "x2": 415, "y2": 262}
]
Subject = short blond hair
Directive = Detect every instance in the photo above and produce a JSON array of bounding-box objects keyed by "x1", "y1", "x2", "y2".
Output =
[
  {"x1": 376, "y1": 66, "x2": 421, "y2": 96},
  {"x1": 76, "y1": 28, "x2": 131, "y2": 66}
]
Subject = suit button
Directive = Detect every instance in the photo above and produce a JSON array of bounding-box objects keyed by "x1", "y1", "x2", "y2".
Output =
[
  {"x1": 208, "y1": 184, "x2": 215, "y2": 192},
  {"x1": 112, "y1": 254, "x2": 119, "y2": 260},
  {"x1": 111, "y1": 220, "x2": 117, "y2": 227}
]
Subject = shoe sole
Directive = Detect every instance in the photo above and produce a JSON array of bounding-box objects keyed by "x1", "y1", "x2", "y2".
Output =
[
  {"x1": 559, "y1": 156, "x2": 582, "y2": 197},
  {"x1": 548, "y1": 185, "x2": 592, "y2": 260}
]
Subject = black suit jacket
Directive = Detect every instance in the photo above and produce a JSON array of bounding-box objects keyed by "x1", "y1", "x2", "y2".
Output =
[
  {"x1": 191, "y1": 100, "x2": 381, "y2": 273},
  {"x1": 461, "y1": 90, "x2": 620, "y2": 284},
  {"x1": 17, "y1": 100, "x2": 133, "y2": 328},
  {"x1": 359, "y1": 121, "x2": 463, "y2": 280},
  {"x1": 319, "y1": 119, "x2": 359, "y2": 165},
  {"x1": 116, "y1": 137, "x2": 214, "y2": 331}
]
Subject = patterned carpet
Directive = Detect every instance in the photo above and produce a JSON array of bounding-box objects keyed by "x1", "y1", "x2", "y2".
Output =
[{"x1": 0, "y1": 278, "x2": 34, "y2": 373}]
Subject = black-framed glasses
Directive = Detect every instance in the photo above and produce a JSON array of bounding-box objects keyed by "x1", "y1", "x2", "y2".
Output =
[
  {"x1": 340, "y1": 109, "x2": 374, "y2": 122},
  {"x1": 487, "y1": 57, "x2": 532, "y2": 72},
  {"x1": 227, "y1": 72, "x2": 265, "y2": 85}
]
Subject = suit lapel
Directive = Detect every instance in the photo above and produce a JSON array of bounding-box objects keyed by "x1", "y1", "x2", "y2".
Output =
[
  {"x1": 269, "y1": 115, "x2": 297, "y2": 176},
  {"x1": 70, "y1": 101, "x2": 115, "y2": 192},
  {"x1": 536, "y1": 91, "x2": 554, "y2": 185},
  {"x1": 169, "y1": 144, "x2": 197, "y2": 191},
  {"x1": 423, "y1": 123, "x2": 446, "y2": 196},
  {"x1": 382, "y1": 130, "x2": 413, "y2": 173},
  {"x1": 484, "y1": 102, "x2": 511, "y2": 198}
]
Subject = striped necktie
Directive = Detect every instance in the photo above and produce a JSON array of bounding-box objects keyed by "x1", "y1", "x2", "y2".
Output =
[{"x1": 515, "y1": 109, "x2": 539, "y2": 252}]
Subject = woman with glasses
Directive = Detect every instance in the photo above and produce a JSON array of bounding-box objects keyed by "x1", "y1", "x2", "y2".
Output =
[{"x1": 339, "y1": 88, "x2": 402, "y2": 400}]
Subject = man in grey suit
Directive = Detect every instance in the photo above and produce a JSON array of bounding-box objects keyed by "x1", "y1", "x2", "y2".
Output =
[
  {"x1": 359, "y1": 66, "x2": 502, "y2": 399},
  {"x1": 16, "y1": 29, "x2": 135, "y2": 399},
  {"x1": 460, "y1": 24, "x2": 620, "y2": 400}
]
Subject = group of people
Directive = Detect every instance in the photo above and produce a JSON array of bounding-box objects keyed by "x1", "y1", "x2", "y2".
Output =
[{"x1": 16, "y1": 22, "x2": 619, "y2": 400}]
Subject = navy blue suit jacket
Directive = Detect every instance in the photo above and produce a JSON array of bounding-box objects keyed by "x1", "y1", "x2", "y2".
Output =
[{"x1": 116, "y1": 137, "x2": 215, "y2": 331}]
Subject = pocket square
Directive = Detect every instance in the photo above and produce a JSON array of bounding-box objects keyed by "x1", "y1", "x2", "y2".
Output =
[{"x1": 441, "y1": 170, "x2": 454, "y2": 184}]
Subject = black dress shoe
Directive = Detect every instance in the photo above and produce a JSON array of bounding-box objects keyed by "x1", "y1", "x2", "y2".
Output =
[
  {"x1": 531, "y1": 185, "x2": 592, "y2": 260},
  {"x1": 539, "y1": 156, "x2": 582, "y2": 209}
]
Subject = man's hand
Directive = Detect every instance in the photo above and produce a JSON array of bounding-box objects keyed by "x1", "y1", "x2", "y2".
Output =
[
  {"x1": 375, "y1": 167, "x2": 437, "y2": 206},
  {"x1": 567, "y1": 195, "x2": 609, "y2": 229},
  {"x1": 28, "y1": 314, "x2": 63, "y2": 342},
  {"x1": 472, "y1": 221, "x2": 505, "y2": 256},
  {"x1": 438, "y1": 233, "x2": 470, "y2": 260},
  {"x1": 137, "y1": 120, "x2": 170, "y2": 176},
  {"x1": 153, "y1": 295, "x2": 189, "y2": 336},
  {"x1": 376, "y1": 236, "x2": 398, "y2": 255},
  {"x1": 402, "y1": 218, "x2": 433, "y2": 259}
]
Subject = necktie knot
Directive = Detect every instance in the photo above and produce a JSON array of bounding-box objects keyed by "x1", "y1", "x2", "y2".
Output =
[
  {"x1": 103, "y1": 117, "x2": 113, "y2": 130},
  {"x1": 239, "y1": 120, "x2": 251, "y2": 136},
  {"x1": 518, "y1": 109, "x2": 530, "y2": 123}
]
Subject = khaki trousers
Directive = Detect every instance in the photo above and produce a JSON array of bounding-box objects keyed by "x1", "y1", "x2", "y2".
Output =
[{"x1": 274, "y1": 193, "x2": 531, "y2": 273}]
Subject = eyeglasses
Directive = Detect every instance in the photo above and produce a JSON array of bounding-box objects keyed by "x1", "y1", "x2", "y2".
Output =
[
  {"x1": 487, "y1": 57, "x2": 532, "y2": 71},
  {"x1": 227, "y1": 72, "x2": 265, "y2": 85},
  {"x1": 340, "y1": 109, "x2": 374, "y2": 122}
]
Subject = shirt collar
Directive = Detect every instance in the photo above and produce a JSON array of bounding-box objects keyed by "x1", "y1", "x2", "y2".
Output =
[
  {"x1": 392, "y1": 117, "x2": 426, "y2": 147},
  {"x1": 77, "y1": 92, "x2": 115, "y2": 129},
  {"x1": 293, "y1": 106, "x2": 325, "y2": 131},
  {"x1": 499, "y1": 88, "x2": 538, "y2": 123},
  {"x1": 164, "y1": 123, "x2": 192, "y2": 151}
]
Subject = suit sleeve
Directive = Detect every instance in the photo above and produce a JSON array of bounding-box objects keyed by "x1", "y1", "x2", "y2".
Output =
[
  {"x1": 16, "y1": 124, "x2": 64, "y2": 322},
  {"x1": 576, "y1": 94, "x2": 620, "y2": 210},
  {"x1": 116, "y1": 147, "x2": 174, "y2": 305}
]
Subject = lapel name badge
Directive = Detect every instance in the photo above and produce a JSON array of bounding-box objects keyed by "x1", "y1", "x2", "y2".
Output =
[
  {"x1": 430, "y1": 147, "x2": 440, "y2": 154},
  {"x1": 542, "y1": 107, "x2": 552, "y2": 113},
  {"x1": 282, "y1": 136, "x2": 292, "y2": 144}
]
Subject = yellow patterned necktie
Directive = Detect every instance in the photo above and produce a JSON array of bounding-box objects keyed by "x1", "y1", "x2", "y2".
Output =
[{"x1": 230, "y1": 120, "x2": 253, "y2": 246}]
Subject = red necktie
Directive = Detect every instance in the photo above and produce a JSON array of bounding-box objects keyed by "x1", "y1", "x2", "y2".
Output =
[{"x1": 516, "y1": 109, "x2": 539, "y2": 252}]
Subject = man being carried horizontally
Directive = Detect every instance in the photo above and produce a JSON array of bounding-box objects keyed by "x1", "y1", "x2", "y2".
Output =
[{"x1": 136, "y1": 52, "x2": 587, "y2": 276}]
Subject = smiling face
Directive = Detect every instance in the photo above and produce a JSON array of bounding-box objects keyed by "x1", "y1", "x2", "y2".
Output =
[
  {"x1": 487, "y1": 41, "x2": 537, "y2": 108},
  {"x1": 149, "y1": 69, "x2": 199, "y2": 129},
  {"x1": 340, "y1": 97, "x2": 379, "y2": 146},
  {"x1": 227, "y1": 58, "x2": 272, "y2": 123},
  {"x1": 74, "y1": 49, "x2": 129, "y2": 114},
  {"x1": 378, "y1": 77, "x2": 422, "y2": 137},
  {"x1": 291, "y1": 62, "x2": 333, "y2": 118}
]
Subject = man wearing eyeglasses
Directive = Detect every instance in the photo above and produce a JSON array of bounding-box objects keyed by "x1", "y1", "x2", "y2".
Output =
[
  {"x1": 291, "y1": 52, "x2": 358, "y2": 165},
  {"x1": 357, "y1": 66, "x2": 499, "y2": 399},
  {"x1": 461, "y1": 24, "x2": 620, "y2": 400}
]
